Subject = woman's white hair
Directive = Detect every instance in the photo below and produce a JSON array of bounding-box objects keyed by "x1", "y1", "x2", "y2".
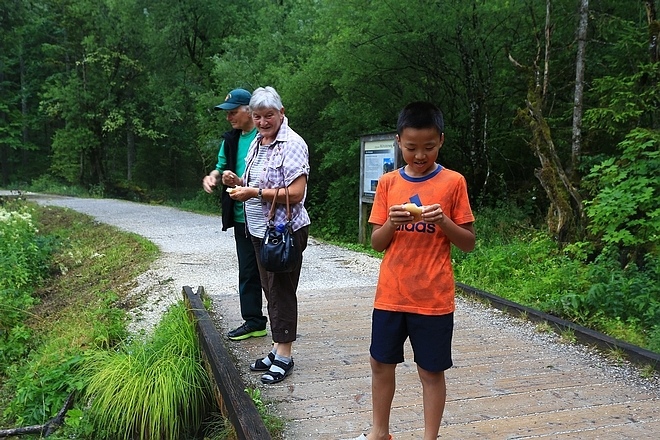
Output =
[{"x1": 249, "y1": 86, "x2": 283, "y2": 111}]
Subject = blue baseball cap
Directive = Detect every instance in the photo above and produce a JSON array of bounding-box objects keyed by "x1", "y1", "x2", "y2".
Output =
[{"x1": 214, "y1": 88, "x2": 252, "y2": 110}]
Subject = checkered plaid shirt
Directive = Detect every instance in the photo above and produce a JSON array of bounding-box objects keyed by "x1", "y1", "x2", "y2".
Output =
[{"x1": 243, "y1": 116, "x2": 311, "y2": 234}]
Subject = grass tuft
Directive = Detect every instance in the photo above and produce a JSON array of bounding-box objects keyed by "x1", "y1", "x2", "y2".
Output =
[{"x1": 81, "y1": 302, "x2": 212, "y2": 440}]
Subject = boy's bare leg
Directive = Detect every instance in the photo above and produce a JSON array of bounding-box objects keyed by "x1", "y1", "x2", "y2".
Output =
[
  {"x1": 417, "y1": 366, "x2": 446, "y2": 440},
  {"x1": 365, "y1": 356, "x2": 396, "y2": 440}
]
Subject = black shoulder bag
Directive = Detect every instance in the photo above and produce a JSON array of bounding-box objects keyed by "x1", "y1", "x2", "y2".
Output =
[{"x1": 259, "y1": 187, "x2": 299, "y2": 273}]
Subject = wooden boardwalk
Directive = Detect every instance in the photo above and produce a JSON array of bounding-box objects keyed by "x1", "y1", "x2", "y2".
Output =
[{"x1": 212, "y1": 249, "x2": 660, "y2": 440}]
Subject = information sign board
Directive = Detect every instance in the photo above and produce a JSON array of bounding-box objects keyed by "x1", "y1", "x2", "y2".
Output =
[
  {"x1": 358, "y1": 132, "x2": 398, "y2": 243},
  {"x1": 360, "y1": 133, "x2": 397, "y2": 201}
]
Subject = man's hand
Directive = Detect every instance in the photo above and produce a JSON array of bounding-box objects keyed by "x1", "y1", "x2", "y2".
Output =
[{"x1": 202, "y1": 172, "x2": 220, "y2": 193}]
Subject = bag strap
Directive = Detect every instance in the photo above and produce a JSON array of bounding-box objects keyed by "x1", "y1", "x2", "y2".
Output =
[{"x1": 266, "y1": 186, "x2": 291, "y2": 223}]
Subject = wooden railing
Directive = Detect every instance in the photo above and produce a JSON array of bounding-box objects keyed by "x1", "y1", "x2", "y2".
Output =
[{"x1": 183, "y1": 285, "x2": 272, "y2": 440}]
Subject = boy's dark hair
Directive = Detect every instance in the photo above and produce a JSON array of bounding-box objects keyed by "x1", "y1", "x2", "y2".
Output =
[{"x1": 396, "y1": 101, "x2": 444, "y2": 136}]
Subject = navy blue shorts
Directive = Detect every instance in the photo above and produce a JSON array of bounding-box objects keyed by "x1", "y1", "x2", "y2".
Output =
[{"x1": 370, "y1": 309, "x2": 454, "y2": 372}]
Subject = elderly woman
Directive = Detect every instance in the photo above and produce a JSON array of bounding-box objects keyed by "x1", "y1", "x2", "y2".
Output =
[{"x1": 225, "y1": 86, "x2": 310, "y2": 384}]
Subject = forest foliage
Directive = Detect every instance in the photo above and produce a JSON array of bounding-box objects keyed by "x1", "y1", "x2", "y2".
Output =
[{"x1": 1, "y1": 1, "x2": 659, "y2": 343}]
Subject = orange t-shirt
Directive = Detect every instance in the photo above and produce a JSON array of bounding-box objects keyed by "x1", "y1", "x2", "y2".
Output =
[{"x1": 368, "y1": 166, "x2": 474, "y2": 315}]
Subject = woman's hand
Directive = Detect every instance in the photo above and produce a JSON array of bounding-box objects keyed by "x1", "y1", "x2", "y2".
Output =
[
  {"x1": 222, "y1": 170, "x2": 243, "y2": 187},
  {"x1": 228, "y1": 186, "x2": 258, "y2": 202}
]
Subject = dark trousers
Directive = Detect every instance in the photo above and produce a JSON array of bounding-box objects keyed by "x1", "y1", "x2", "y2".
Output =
[
  {"x1": 234, "y1": 222, "x2": 267, "y2": 330},
  {"x1": 250, "y1": 226, "x2": 308, "y2": 343}
]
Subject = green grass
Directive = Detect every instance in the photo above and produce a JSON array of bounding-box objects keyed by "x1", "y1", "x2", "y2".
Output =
[
  {"x1": 245, "y1": 387, "x2": 285, "y2": 437},
  {"x1": 14, "y1": 175, "x2": 222, "y2": 215},
  {"x1": 80, "y1": 302, "x2": 212, "y2": 440},
  {"x1": 23, "y1": 175, "x2": 96, "y2": 198},
  {"x1": 0, "y1": 203, "x2": 159, "y2": 429},
  {"x1": 166, "y1": 188, "x2": 221, "y2": 214}
]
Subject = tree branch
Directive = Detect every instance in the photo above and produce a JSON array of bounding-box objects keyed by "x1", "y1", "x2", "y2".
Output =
[{"x1": 0, "y1": 393, "x2": 75, "y2": 438}]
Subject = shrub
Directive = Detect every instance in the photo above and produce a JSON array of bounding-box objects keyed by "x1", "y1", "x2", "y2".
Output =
[
  {"x1": 170, "y1": 189, "x2": 220, "y2": 214},
  {"x1": 0, "y1": 203, "x2": 54, "y2": 367},
  {"x1": 6, "y1": 352, "x2": 86, "y2": 426},
  {"x1": 27, "y1": 174, "x2": 89, "y2": 197},
  {"x1": 583, "y1": 128, "x2": 660, "y2": 265},
  {"x1": 0, "y1": 204, "x2": 49, "y2": 291},
  {"x1": 583, "y1": 251, "x2": 658, "y2": 332}
]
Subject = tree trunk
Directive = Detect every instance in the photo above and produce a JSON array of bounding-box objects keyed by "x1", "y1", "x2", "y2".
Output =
[
  {"x1": 510, "y1": 0, "x2": 585, "y2": 243},
  {"x1": 20, "y1": 48, "x2": 31, "y2": 177},
  {"x1": 523, "y1": 91, "x2": 583, "y2": 243},
  {"x1": 645, "y1": 0, "x2": 659, "y2": 130},
  {"x1": 462, "y1": 61, "x2": 492, "y2": 200},
  {"x1": 0, "y1": 56, "x2": 8, "y2": 185},
  {"x1": 456, "y1": 20, "x2": 493, "y2": 202},
  {"x1": 127, "y1": 124, "x2": 135, "y2": 182},
  {"x1": 571, "y1": 0, "x2": 589, "y2": 178},
  {"x1": 645, "y1": 0, "x2": 659, "y2": 63},
  {"x1": 0, "y1": 142, "x2": 7, "y2": 187}
]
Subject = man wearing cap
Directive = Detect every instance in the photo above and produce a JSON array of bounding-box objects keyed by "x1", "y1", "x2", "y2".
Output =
[{"x1": 202, "y1": 88, "x2": 267, "y2": 341}]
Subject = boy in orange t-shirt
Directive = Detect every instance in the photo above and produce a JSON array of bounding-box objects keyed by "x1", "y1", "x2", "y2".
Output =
[{"x1": 355, "y1": 102, "x2": 476, "y2": 440}]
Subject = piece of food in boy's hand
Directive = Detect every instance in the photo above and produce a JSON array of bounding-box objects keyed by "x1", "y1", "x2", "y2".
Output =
[
  {"x1": 226, "y1": 186, "x2": 241, "y2": 194},
  {"x1": 402, "y1": 203, "x2": 423, "y2": 222}
]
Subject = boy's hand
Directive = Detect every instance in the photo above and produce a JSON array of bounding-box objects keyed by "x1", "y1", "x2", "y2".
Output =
[
  {"x1": 402, "y1": 203, "x2": 423, "y2": 222},
  {"x1": 389, "y1": 204, "x2": 420, "y2": 225},
  {"x1": 420, "y1": 203, "x2": 445, "y2": 225},
  {"x1": 389, "y1": 203, "x2": 446, "y2": 225}
]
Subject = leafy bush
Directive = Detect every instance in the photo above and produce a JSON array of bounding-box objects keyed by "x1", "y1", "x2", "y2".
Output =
[
  {"x1": 169, "y1": 188, "x2": 220, "y2": 214},
  {"x1": 0, "y1": 204, "x2": 49, "y2": 290},
  {"x1": 648, "y1": 326, "x2": 660, "y2": 354},
  {"x1": 0, "y1": 203, "x2": 54, "y2": 367},
  {"x1": 583, "y1": 128, "x2": 660, "y2": 263},
  {"x1": 454, "y1": 229, "x2": 585, "y2": 309},
  {"x1": 558, "y1": 250, "x2": 660, "y2": 335},
  {"x1": 468, "y1": 203, "x2": 537, "y2": 247},
  {"x1": 1, "y1": 203, "x2": 159, "y2": 430},
  {"x1": 3, "y1": 291, "x2": 122, "y2": 427},
  {"x1": 27, "y1": 174, "x2": 90, "y2": 197},
  {"x1": 5, "y1": 353, "x2": 86, "y2": 427}
]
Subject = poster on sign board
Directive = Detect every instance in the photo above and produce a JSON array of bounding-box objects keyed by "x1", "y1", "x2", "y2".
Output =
[{"x1": 360, "y1": 134, "x2": 397, "y2": 200}]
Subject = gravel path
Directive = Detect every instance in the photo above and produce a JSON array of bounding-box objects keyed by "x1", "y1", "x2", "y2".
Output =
[
  {"x1": 29, "y1": 193, "x2": 380, "y2": 335},
  {"x1": 27, "y1": 193, "x2": 660, "y2": 439}
]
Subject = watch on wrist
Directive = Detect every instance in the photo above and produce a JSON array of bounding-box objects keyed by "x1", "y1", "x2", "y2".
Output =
[{"x1": 258, "y1": 188, "x2": 263, "y2": 199}]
